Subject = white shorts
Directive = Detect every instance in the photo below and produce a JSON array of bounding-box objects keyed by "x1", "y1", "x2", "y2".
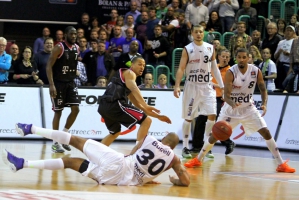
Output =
[
  {"x1": 82, "y1": 139, "x2": 126, "y2": 185},
  {"x1": 218, "y1": 103, "x2": 267, "y2": 136},
  {"x1": 182, "y1": 82, "x2": 216, "y2": 120}
]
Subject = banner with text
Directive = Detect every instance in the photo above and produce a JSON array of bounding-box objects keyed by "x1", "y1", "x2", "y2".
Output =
[
  {"x1": 0, "y1": 87, "x2": 42, "y2": 138},
  {"x1": 276, "y1": 96, "x2": 299, "y2": 150}
]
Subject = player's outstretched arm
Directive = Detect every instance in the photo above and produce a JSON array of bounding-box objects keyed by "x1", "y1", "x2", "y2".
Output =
[
  {"x1": 170, "y1": 156, "x2": 190, "y2": 186},
  {"x1": 173, "y1": 48, "x2": 188, "y2": 98},
  {"x1": 257, "y1": 69, "x2": 268, "y2": 116}
]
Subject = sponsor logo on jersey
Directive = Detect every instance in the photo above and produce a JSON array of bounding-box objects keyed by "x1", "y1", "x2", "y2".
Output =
[
  {"x1": 207, "y1": 47, "x2": 211, "y2": 52},
  {"x1": 232, "y1": 85, "x2": 242, "y2": 89},
  {"x1": 188, "y1": 59, "x2": 200, "y2": 64},
  {"x1": 251, "y1": 71, "x2": 256, "y2": 78}
]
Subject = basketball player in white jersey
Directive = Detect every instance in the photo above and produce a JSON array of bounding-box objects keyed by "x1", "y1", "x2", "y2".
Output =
[
  {"x1": 173, "y1": 25, "x2": 224, "y2": 158},
  {"x1": 184, "y1": 48, "x2": 295, "y2": 173},
  {"x1": 4, "y1": 123, "x2": 190, "y2": 186}
]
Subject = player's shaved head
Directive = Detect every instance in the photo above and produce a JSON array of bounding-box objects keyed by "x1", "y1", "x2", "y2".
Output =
[{"x1": 162, "y1": 132, "x2": 179, "y2": 149}]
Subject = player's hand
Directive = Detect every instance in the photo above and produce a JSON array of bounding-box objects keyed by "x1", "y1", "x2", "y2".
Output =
[
  {"x1": 158, "y1": 115, "x2": 172, "y2": 124},
  {"x1": 144, "y1": 105, "x2": 161, "y2": 115},
  {"x1": 49, "y1": 84, "x2": 57, "y2": 98},
  {"x1": 260, "y1": 104, "x2": 267, "y2": 117},
  {"x1": 173, "y1": 86, "x2": 181, "y2": 98}
]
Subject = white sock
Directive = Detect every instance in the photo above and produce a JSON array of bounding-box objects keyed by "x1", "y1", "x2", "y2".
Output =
[
  {"x1": 24, "y1": 159, "x2": 64, "y2": 170},
  {"x1": 266, "y1": 138, "x2": 283, "y2": 165},
  {"x1": 204, "y1": 120, "x2": 215, "y2": 136},
  {"x1": 32, "y1": 126, "x2": 71, "y2": 145},
  {"x1": 197, "y1": 139, "x2": 214, "y2": 161},
  {"x1": 63, "y1": 128, "x2": 69, "y2": 133},
  {"x1": 182, "y1": 121, "x2": 191, "y2": 149}
]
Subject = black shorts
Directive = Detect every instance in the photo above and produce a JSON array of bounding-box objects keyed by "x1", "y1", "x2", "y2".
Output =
[
  {"x1": 51, "y1": 80, "x2": 80, "y2": 111},
  {"x1": 98, "y1": 99, "x2": 147, "y2": 134}
]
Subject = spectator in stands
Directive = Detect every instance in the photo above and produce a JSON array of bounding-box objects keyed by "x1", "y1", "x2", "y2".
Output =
[
  {"x1": 282, "y1": 37, "x2": 299, "y2": 93},
  {"x1": 173, "y1": 13, "x2": 189, "y2": 48},
  {"x1": 261, "y1": 22, "x2": 282, "y2": 63},
  {"x1": 109, "y1": 40, "x2": 143, "y2": 85},
  {"x1": 247, "y1": 30, "x2": 262, "y2": 49},
  {"x1": 8, "y1": 43, "x2": 19, "y2": 83},
  {"x1": 85, "y1": 41, "x2": 114, "y2": 86},
  {"x1": 259, "y1": 48, "x2": 277, "y2": 92},
  {"x1": 231, "y1": 0, "x2": 257, "y2": 33},
  {"x1": 156, "y1": 0, "x2": 168, "y2": 19},
  {"x1": 122, "y1": 28, "x2": 143, "y2": 54},
  {"x1": 13, "y1": 46, "x2": 43, "y2": 85},
  {"x1": 33, "y1": 27, "x2": 50, "y2": 55},
  {"x1": 138, "y1": 72, "x2": 157, "y2": 88},
  {"x1": 249, "y1": 45, "x2": 262, "y2": 67},
  {"x1": 77, "y1": 13, "x2": 92, "y2": 41},
  {"x1": 146, "y1": 7, "x2": 160, "y2": 40},
  {"x1": 169, "y1": 0, "x2": 184, "y2": 13},
  {"x1": 136, "y1": 3, "x2": 148, "y2": 24},
  {"x1": 78, "y1": 37, "x2": 90, "y2": 61},
  {"x1": 90, "y1": 30, "x2": 99, "y2": 42},
  {"x1": 135, "y1": 11, "x2": 149, "y2": 48},
  {"x1": 228, "y1": 21, "x2": 252, "y2": 59},
  {"x1": 206, "y1": 11, "x2": 222, "y2": 34},
  {"x1": 274, "y1": 25, "x2": 297, "y2": 90},
  {"x1": 99, "y1": 30, "x2": 110, "y2": 51},
  {"x1": 289, "y1": 14, "x2": 299, "y2": 36},
  {"x1": 161, "y1": 7, "x2": 179, "y2": 43},
  {"x1": 156, "y1": 74, "x2": 168, "y2": 89},
  {"x1": 0, "y1": 37, "x2": 12, "y2": 84},
  {"x1": 122, "y1": 15, "x2": 135, "y2": 37},
  {"x1": 144, "y1": 25, "x2": 170, "y2": 66},
  {"x1": 82, "y1": 39, "x2": 99, "y2": 66},
  {"x1": 34, "y1": 38, "x2": 54, "y2": 85},
  {"x1": 199, "y1": 21, "x2": 214, "y2": 44},
  {"x1": 185, "y1": 0, "x2": 209, "y2": 30},
  {"x1": 230, "y1": 36, "x2": 246, "y2": 64},
  {"x1": 152, "y1": 0, "x2": 161, "y2": 10},
  {"x1": 277, "y1": 19, "x2": 287, "y2": 39},
  {"x1": 76, "y1": 28, "x2": 85, "y2": 44},
  {"x1": 101, "y1": 9, "x2": 118, "y2": 38},
  {"x1": 213, "y1": 0, "x2": 239, "y2": 33},
  {"x1": 203, "y1": 0, "x2": 216, "y2": 14},
  {"x1": 91, "y1": 17, "x2": 100, "y2": 33},
  {"x1": 125, "y1": 1, "x2": 141, "y2": 24},
  {"x1": 109, "y1": 25, "x2": 126, "y2": 62},
  {"x1": 95, "y1": 76, "x2": 107, "y2": 87},
  {"x1": 74, "y1": 61, "x2": 87, "y2": 87},
  {"x1": 54, "y1": 30, "x2": 64, "y2": 46}
]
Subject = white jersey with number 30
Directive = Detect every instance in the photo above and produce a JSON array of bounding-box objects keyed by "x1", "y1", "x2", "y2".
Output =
[
  {"x1": 185, "y1": 42, "x2": 214, "y2": 84},
  {"x1": 131, "y1": 135, "x2": 175, "y2": 185}
]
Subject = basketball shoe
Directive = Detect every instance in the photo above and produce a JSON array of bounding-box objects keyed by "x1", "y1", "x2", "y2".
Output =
[
  {"x1": 2, "y1": 149, "x2": 24, "y2": 172},
  {"x1": 205, "y1": 150, "x2": 214, "y2": 158},
  {"x1": 225, "y1": 141, "x2": 236, "y2": 155},
  {"x1": 15, "y1": 123, "x2": 32, "y2": 136},
  {"x1": 182, "y1": 147, "x2": 192, "y2": 159},
  {"x1": 52, "y1": 142, "x2": 65, "y2": 153},
  {"x1": 276, "y1": 160, "x2": 296, "y2": 173},
  {"x1": 62, "y1": 144, "x2": 71, "y2": 151},
  {"x1": 184, "y1": 157, "x2": 202, "y2": 168}
]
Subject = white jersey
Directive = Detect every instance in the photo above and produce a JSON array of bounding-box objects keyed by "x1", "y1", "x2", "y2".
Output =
[
  {"x1": 185, "y1": 42, "x2": 214, "y2": 84},
  {"x1": 226, "y1": 64, "x2": 259, "y2": 108},
  {"x1": 131, "y1": 135, "x2": 175, "y2": 185}
]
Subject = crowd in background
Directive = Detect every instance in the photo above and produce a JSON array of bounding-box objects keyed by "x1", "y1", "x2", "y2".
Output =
[{"x1": 1, "y1": 0, "x2": 299, "y2": 93}]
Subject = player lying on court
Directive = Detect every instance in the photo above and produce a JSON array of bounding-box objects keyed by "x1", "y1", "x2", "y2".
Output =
[
  {"x1": 3, "y1": 123, "x2": 190, "y2": 186},
  {"x1": 184, "y1": 48, "x2": 295, "y2": 173}
]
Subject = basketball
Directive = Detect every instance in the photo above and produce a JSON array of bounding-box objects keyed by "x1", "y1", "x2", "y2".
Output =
[{"x1": 212, "y1": 121, "x2": 233, "y2": 141}]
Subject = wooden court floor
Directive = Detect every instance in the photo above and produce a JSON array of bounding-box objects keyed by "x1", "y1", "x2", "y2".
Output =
[{"x1": 0, "y1": 139, "x2": 299, "y2": 200}]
